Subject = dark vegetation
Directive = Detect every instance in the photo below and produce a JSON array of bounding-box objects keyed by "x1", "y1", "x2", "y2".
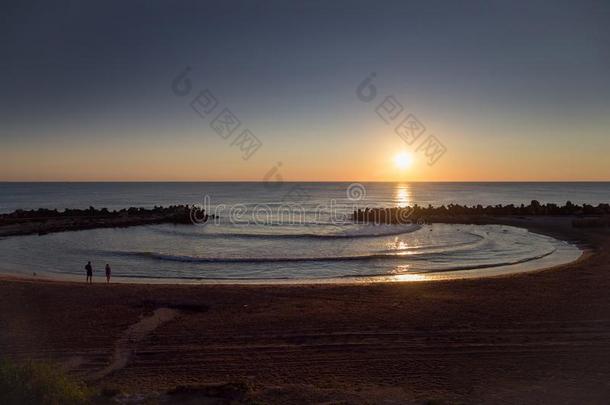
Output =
[
  {"x1": 0, "y1": 205, "x2": 213, "y2": 237},
  {"x1": 0, "y1": 359, "x2": 90, "y2": 405},
  {"x1": 353, "y1": 200, "x2": 610, "y2": 227}
]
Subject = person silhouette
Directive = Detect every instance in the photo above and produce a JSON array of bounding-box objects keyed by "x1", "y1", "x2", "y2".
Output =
[
  {"x1": 105, "y1": 264, "x2": 111, "y2": 284},
  {"x1": 85, "y1": 261, "x2": 93, "y2": 284}
]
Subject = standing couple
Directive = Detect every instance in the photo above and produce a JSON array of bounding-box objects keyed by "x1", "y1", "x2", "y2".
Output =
[{"x1": 85, "y1": 261, "x2": 112, "y2": 283}]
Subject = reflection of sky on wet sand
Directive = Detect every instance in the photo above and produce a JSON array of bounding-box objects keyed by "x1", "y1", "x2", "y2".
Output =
[{"x1": 389, "y1": 273, "x2": 429, "y2": 282}]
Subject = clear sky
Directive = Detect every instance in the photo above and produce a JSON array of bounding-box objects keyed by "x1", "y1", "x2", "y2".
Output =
[{"x1": 1, "y1": 0, "x2": 609, "y2": 181}]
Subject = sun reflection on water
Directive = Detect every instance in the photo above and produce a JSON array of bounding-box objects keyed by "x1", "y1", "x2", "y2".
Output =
[
  {"x1": 383, "y1": 265, "x2": 430, "y2": 282},
  {"x1": 394, "y1": 184, "x2": 411, "y2": 208}
]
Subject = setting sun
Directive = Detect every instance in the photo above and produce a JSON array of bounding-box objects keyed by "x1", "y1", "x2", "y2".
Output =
[{"x1": 394, "y1": 152, "x2": 413, "y2": 170}]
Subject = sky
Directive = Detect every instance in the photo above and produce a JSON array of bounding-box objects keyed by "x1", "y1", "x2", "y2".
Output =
[{"x1": 1, "y1": 0, "x2": 609, "y2": 181}]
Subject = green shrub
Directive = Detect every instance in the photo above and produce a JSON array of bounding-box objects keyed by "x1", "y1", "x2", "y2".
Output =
[{"x1": 0, "y1": 359, "x2": 90, "y2": 405}]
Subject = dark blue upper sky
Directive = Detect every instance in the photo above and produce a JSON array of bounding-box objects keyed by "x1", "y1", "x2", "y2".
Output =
[{"x1": 1, "y1": 0, "x2": 609, "y2": 180}]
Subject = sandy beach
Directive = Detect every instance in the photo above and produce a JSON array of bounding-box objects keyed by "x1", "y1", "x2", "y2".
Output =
[
  {"x1": 1, "y1": 216, "x2": 609, "y2": 404},
  {"x1": 4, "y1": 1, "x2": 610, "y2": 402}
]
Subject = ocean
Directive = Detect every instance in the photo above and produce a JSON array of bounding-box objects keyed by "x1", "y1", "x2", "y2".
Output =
[{"x1": 0, "y1": 182, "x2": 607, "y2": 283}]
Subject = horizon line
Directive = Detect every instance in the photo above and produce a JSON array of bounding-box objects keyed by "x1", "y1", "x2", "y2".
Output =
[{"x1": 1, "y1": 180, "x2": 609, "y2": 184}]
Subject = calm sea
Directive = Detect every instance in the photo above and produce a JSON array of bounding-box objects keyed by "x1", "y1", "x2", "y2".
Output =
[{"x1": 1, "y1": 182, "x2": 609, "y2": 213}]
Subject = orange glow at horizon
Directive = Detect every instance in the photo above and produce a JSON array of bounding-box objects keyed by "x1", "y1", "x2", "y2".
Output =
[{"x1": 1, "y1": 123, "x2": 609, "y2": 181}]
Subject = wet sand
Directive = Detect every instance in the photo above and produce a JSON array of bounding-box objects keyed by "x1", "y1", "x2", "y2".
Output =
[{"x1": 1, "y1": 216, "x2": 609, "y2": 403}]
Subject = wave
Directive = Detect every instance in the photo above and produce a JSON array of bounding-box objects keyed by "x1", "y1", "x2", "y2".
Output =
[
  {"x1": 375, "y1": 231, "x2": 487, "y2": 253},
  {"x1": 146, "y1": 223, "x2": 421, "y2": 239},
  {"x1": 10, "y1": 245, "x2": 561, "y2": 282},
  {"x1": 108, "y1": 246, "x2": 556, "y2": 270},
  {"x1": 115, "y1": 251, "x2": 406, "y2": 263},
  {"x1": 409, "y1": 248, "x2": 557, "y2": 272}
]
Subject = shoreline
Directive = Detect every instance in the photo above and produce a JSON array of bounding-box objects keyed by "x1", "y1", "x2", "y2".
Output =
[
  {"x1": 1, "y1": 216, "x2": 609, "y2": 403},
  {"x1": 0, "y1": 217, "x2": 587, "y2": 286}
]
